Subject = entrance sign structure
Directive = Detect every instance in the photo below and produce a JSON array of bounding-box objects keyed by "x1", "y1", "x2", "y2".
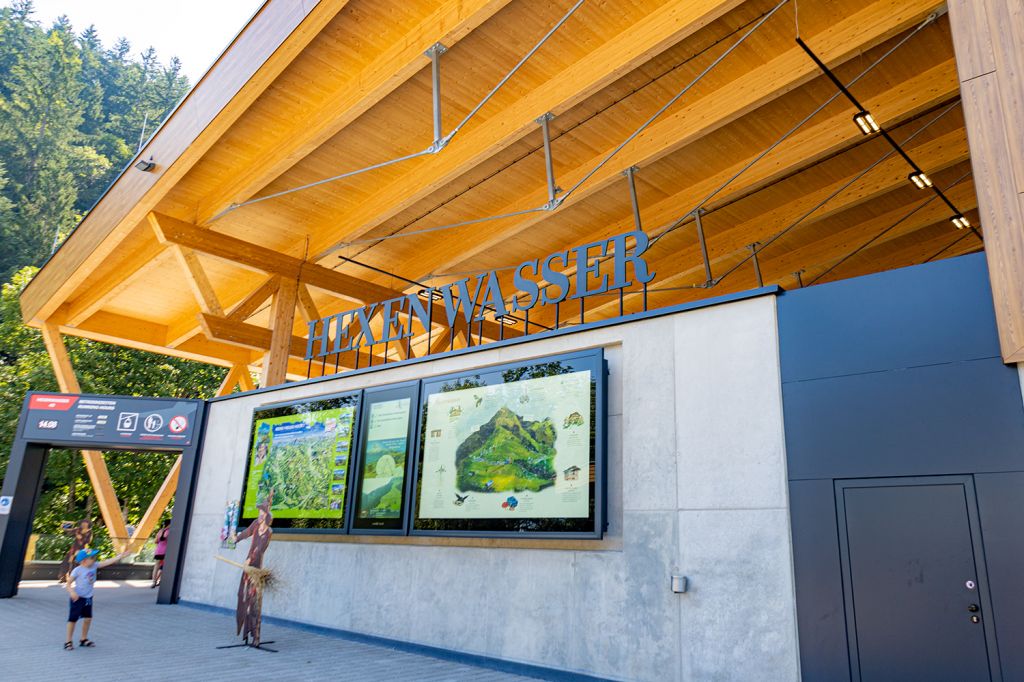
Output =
[{"x1": 0, "y1": 392, "x2": 207, "y2": 605}]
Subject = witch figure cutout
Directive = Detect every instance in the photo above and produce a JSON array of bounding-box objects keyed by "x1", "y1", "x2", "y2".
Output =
[{"x1": 231, "y1": 490, "x2": 274, "y2": 647}]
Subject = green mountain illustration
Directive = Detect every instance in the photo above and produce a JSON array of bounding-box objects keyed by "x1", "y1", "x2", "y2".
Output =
[
  {"x1": 360, "y1": 476, "x2": 403, "y2": 517},
  {"x1": 455, "y1": 406, "x2": 557, "y2": 493}
]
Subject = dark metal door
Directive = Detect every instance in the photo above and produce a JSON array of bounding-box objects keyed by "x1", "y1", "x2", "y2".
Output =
[{"x1": 836, "y1": 477, "x2": 1000, "y2": 681}]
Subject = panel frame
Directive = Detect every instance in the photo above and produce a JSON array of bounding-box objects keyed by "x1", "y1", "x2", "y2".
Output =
[
  {"x1": 236, "y1": 389, "x2": 363, "y2": 534},
  {"x1": 348, "y1": 380, "x2": 421, "y2": 536},
  {"x1": 409, "y1": 348, "x2": 607, "y2": 540}
]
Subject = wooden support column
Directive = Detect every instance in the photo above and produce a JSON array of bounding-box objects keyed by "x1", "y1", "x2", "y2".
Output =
[
  {"x1": 949, "y1": 0, "x2": 1024, "y2": 362},
  {"x1": 40, "y1": 323, "x2": 130, "y2": 551},
  {"x1": 262, "y1": 278, "x2": 299, "y2": 387}
]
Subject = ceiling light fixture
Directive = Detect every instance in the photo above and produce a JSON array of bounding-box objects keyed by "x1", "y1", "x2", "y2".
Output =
[
  {"x1": 796, "y1": 35, "x2": 981, "y2": 243},
  {"x1": 908, "y1": 171, "x2": 932, "y2": 189},
  {"x1": 417, "y1": 289, "x2": 445, "y2": 301},
  {"x1": 853, "y1": 110, "x2": 880, "y2": 135}
]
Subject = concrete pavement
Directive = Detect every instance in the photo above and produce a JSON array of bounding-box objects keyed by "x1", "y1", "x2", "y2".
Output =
[{"x1": 0, "y1": 581, "x2": 548, "y2": 681}]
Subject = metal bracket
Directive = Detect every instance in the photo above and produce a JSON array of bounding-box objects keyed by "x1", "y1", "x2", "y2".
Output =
[
  {"x1": 793, "y1": 270, "x2": 805, "y2": 288},
  {"x1": 692, "y1": 208, "x2": 713, "y2": 287},
  {"x1": 537, "y1": 112, "x2": 562, "y2": 210},
  {"x1": 425, "y1": 43, "x2": 449, "y2": 147},
  {"x1": 748, "y1": 242, "x2": 763, "y2": 287},
  {"x1": 624, "y1": 166, "x2": 643, "y2": 231}
]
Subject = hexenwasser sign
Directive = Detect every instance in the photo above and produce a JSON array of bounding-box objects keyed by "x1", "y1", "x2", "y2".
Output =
[{"x1": 305, "y1": 230, "x2": 655, "y2": 360}]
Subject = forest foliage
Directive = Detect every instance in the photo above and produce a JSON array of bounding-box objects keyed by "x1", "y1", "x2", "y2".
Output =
[{"x1": 0, "y1": 2, "x2": 227, "y2": 556}]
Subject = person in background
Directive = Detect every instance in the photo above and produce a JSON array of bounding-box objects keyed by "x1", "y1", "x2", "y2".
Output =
[
  {"x1": 64, "y1": 548, "x2": 130, "y2": 650},
  {"x1": 151, "y1": 520, "x2": 171, "y2": 588},
  {"x1": 58, "y1": 520, "x2": 93, "y2": 584}
]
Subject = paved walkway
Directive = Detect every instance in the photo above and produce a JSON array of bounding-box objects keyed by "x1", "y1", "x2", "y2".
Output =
[{"x1": 0, "y1": 581, "x2": 545, "y2": 682}]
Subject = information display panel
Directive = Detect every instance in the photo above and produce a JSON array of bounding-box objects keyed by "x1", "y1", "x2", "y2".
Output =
[
  {"x1": 350, "y1": 382, "x2": 419, "y2": 534},
  {"x1": 239, "y1": 391, "x2": 360, "y2": 531},
  {"x1": 412, "y1": 349, "x2": 605, "y2": 538}
]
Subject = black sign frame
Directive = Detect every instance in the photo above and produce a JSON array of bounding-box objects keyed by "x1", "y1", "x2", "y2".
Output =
[
  {"x1": 237, "y1": 390, "x2": 362, "y2": 534},
  {"x1": 20, "y1": 392, "x2": 201, "y2": 449},
  {"x1": 409, "y1": 349, "x2": 607, "y2": 539},
  {"x1": 348, "y1": 381, "x2": 420, "y2": 535},
  {"x1": 0, "y1": 392, "x2": 208, "y2": 605}
]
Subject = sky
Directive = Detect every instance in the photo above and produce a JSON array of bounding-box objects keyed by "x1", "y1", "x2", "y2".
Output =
[{"x1": 12, "y1": 0, "x2": 265, "y2": 83}]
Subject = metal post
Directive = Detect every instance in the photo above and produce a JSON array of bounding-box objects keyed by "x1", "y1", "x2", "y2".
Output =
[
  {"x1": 425, "y1": 43, "x2": 448, "y2": 148},
  {"x1": 749, "y1": 243, "x2": 763, "y2": 287},
  {"x1": 405, "y1": 314, "x2": 413, "y2": 360},
  {"x1": 693, "y1": 208, "x2": 713, "y2": 286},
  {"x1": 426, "y1": 295, "x2": 433, "y2": 353},
  {"x1": 538, "y1": 113, "x2": 558, "y2": 207},
  {"x1": 624, "y1": 166, "x2": 643, "y2": 231}
]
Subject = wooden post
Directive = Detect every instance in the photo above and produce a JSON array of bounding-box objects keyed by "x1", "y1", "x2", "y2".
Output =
[
  {"x1": 949, "y1": 0, "x2": 1024, "y2": 362},
  {"x1": 261, "y1": 277, "x2": 299, "y2": 386},
  {"x1": 40, "y1": 323, "x2": 130, "y2": 551},
  {"x1": 216, "y1": 365, "x2": 243, "y2": 397}
]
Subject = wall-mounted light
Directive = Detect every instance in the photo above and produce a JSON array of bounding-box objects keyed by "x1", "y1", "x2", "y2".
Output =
[
  {"x1": 951, "y1": 214, "x2": 971, "y2": 230},
  {"x1": 853, "y1": 110, "x2": 880, "y2": 135},
  {"x1": 498, "y1": 315, "x2": 519, "y2": 326},
  {"x1": 134, "y1": 157, "x2": 156, "y2": 172},
  {"x1": 908, "y1": 171, "x2": 932, "y2": 189}
]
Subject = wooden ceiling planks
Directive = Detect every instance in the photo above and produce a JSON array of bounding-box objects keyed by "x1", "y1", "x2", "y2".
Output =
[{"x1": 24, "y1": 0, "x2": 982, "y2": 379}]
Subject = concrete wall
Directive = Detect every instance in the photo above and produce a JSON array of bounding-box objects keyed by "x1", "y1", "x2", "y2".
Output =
[{"x1": 179, "y1": 294, "x2": 799, "y2": 681}]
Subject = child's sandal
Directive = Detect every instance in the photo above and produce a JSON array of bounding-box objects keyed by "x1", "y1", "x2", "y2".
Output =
[
  {"x1": 63, "y1": 641, "x2": 73, "y2": 650},
  {"x1": 79, "y1": 639, "x2": 94, "y2": 647}
]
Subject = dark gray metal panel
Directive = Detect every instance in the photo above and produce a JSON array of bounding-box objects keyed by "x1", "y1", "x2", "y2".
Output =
[
  {"x1": 21, "y1": 392, "x2": 201, "y2": 448},
  {"x1": 975, "y1": 473, "x2": 1024, "y2": 682},
  {"x1": 157, "y1": 400, "x2": 208, "y2": 605},
  {"x1": 778, "y1": 254, "x2": 1000, "y2": 383},
  {"x1": 784, "y1": 357, "x2": 1024, "y2": 480},
  {"x1": 0, "y1": 443, "x2": 48, "y2": 598},
  {"x1": 788, "y1": 479, "x2": 850, "y2": 682}
]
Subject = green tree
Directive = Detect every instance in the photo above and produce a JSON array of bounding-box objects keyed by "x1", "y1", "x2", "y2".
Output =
[
  {"x1": 0, "y1": 4, "x2": 218, "y2": 556},
  {"x1": 0, "y1": 4, "x2": 189, "y2": 278},
  {"x1": 0, "y1": 268, "x2": 227, "y2": 555}
]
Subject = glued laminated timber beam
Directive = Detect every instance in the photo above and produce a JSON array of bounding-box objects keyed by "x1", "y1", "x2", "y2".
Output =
[
  {"x1": 19, "y1": 0, "x2": 353, "y2": 327},
  {"x1": 408, "y1": 0, "x2": 949, "y2": 286},
  {"x1": 196, "y1": 0, "x2": 516, "y2": 225}
]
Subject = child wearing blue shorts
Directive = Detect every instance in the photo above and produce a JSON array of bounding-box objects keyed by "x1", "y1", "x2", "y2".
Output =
[{"x1": 64, "y1": 548, "x2": 129, "y2": 650}]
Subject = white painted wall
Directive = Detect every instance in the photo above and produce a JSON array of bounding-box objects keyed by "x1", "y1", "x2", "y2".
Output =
[{"x1": 179, "y1": 294, "x2": 799, "y2": 681}]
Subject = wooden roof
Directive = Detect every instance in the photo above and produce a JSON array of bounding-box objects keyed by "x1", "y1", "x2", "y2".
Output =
[{"x1": 21, "y1": 0, "x2": 982, "y2": 382}]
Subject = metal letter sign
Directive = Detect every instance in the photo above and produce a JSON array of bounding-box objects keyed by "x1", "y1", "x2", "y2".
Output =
[
  {"x1": 21, "y1": 393, "x2": 200, "y2": 448},
  {"x1": 305, "y1": 229, "x2": 656, "y2": 359}
]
